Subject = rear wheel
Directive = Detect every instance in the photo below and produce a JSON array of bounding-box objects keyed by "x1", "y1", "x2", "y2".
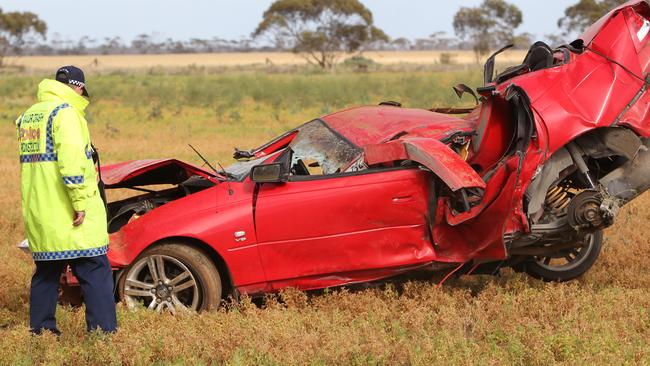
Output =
[
  {"x1": 523, "y1": 231, "x2": 603, "y2": 282},
  {"x1": 117, "y1": 243, "x2": 222, "y2": 313}
]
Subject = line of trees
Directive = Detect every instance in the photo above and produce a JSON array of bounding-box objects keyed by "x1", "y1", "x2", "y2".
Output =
[
  {"x1": 26, "y1": 34, "x2": 260, "y2": 56},
  {"x1": 0, "y1": 0, "x2": 628, "y2": 68}
]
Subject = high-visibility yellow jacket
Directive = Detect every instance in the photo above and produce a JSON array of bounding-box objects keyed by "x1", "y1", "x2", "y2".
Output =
[{"x1": 17, "y1": 79, "x2": 108, "y2": 261}]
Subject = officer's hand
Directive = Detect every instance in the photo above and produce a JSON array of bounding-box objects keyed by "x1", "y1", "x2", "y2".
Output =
[{"x1": 73, "y1": 211, "x2": 86, "y2": 226}]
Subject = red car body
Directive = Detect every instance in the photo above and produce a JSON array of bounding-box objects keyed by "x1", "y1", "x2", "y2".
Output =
[{"x1": 58, "y1": 1, "x2": 650, "y2": 306}]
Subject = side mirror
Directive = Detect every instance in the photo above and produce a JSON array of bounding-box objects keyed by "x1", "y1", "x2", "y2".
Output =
[{"x1": 251, "y1": 163, "x2": 287, "y2": 183}]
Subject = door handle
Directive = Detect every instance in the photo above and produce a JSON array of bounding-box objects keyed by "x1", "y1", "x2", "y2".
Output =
[{"x1": 392, "y1": 195, "x2": 414, "y2": 203}]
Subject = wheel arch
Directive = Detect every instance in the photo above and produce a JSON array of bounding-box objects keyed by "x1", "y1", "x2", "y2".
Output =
[
  {"x1": 120, "y1": 236, "x2": 237, "y2": 302},
  {"x1": 526, "y1": 126, "x2": 643, "y2": 217}
]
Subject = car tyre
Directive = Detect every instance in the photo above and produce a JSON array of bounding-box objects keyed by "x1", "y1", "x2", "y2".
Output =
[
  {"x1": 118, "y1": 243, "x2": 222, "y2": 312},
  {"x1": 523, "y1": 231, "x2": 603, "y2": 282}
]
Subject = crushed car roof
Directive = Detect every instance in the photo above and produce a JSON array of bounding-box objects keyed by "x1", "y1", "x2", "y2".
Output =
[{"x1": 321, "y1": 106, "x2": 475, "y2": 147}]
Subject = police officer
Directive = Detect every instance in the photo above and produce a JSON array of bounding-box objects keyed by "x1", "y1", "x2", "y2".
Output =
[{"x1": 16, "y1": 66, "x2": 117, "y2": 334}]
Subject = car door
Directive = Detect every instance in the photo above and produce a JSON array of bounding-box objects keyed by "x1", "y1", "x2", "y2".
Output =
[{"x1": 253, "y1": 167, "x2": 436, "y2": 288}]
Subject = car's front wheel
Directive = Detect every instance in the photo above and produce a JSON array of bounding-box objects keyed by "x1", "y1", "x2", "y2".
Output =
[{"x1": 117, "y1": 243, "x2": 222, "y2": 313}]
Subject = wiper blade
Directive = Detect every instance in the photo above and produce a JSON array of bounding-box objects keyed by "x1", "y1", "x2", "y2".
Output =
[
  {"x1": 187, "y1": 144, "x2": 230, "y2": 181},
  {"x1": 188, "y1": 144, "x2": 218, "y2": 172},
  {"x1": 188, "y1": 144, "x2": 240, "y2": 182}
]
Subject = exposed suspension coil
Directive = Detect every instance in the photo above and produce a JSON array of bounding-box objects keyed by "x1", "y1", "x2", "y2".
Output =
[{"x1": 545, "y1": 186, "x2": 571, "y2": 214}]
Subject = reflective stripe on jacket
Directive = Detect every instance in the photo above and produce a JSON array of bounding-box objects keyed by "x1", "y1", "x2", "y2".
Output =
[{"x1": 17, "y1": 79, "x2": 108, "y2": 260}]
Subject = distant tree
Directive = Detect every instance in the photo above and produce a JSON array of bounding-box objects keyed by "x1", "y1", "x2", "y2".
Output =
[
  {"x1": 31, "y1": 44, "x2": 54, "y2": 56},
  {"x1": 73, "y1": 36, "x2": 96, "y2": 54},
  {"x1": 413, "y1": 32, "x2": 460, "y2": 51},
  {"x1": 428, "y1": 31, "x2": 458, "y2": 50},
  {"x1": 390, "y1": 37, "x2": 411, "y2": 51},
  {"x1": 100, "y1": 36, "x2": 125, "y2": 55},
  {"x1": 189, "y1": 38, "x2": 210, "y2": 53},
  {"x1": 253, "y1": 0, "x2": 389, "y2": 68},
  {"x1": 512, "y1": 32, "x2": 534, "y2": 49},
  {"x1": 207, "y1": 37, "x2": 234, "y2": 52},
  {"x1": 131, "y1": 34, "x2": 154, "y2": 54},
  {"x1": 544, "y1": 33, "x2": 566, "y2": 47},
  {"x1": 453, "y1": 0, "x2": 522, "y2": 62},
  {"x1": 235, "y1": 37, "x2": 253, "y2": 52},
  {"x1": 558, "y1": 0, "x2": 625, "y2": 35},
  {"x1": 413, "y1": 38, "x2": 436, "y2": 51},
  {"x1": 0, "y1": 7, "x2": 46, "y2": 66}
]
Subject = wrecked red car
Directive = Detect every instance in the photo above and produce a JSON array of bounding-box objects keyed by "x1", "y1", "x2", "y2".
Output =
[{"x1": 44, "y1": 0, "x2": 650, "y2": 312}]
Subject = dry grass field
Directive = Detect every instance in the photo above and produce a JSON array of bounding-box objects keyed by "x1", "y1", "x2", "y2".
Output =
[
  {"x1": 3, "y1": 50, "x2": 528, "y2": 73},
  {"x1": 0, "y1": 65, "x2": 649, "y2": 365}
]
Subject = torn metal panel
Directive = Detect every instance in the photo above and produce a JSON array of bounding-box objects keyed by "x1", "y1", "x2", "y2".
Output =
[
  {"x1": 577, "y1": 1, "x2": 640, "y2": 45},
  {"x1": 402, "y1": 138, "x2": 485, "y2": 191},
  {"x1": 511, "y1": 4, "x2": 649, "y2": 154},
  {"x1": 363, "y1": 138, "x2": 485, "y2": 192},
  {"x1": 363, "y1": 140, "x2": 408, "y2": 166},
  {"x1": 101, "y1": 159, "x2": 217, "y2": 188}
]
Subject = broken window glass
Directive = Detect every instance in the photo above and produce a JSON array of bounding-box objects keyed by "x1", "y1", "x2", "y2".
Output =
[
  {"x1": 289, "y1": 120, "x2": 361, "y2": 176},
  {"x1": 224, "y1": 153, "x2": 275, "y2": 181}
]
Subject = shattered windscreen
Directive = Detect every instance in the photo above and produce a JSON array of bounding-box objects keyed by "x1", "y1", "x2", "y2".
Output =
[
  {"x1": 289, "y1": 120, "x2": 361, "y2": 176},
  {"x1": 224, "y1": 154, "x2": 275, "y2": 181}
]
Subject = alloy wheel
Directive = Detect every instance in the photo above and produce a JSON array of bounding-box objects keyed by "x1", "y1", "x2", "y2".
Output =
[
  {"x1": 533, "y1": 233, "x2": 595, "y2": 272},
  {"x1": 122, "y1": 254, "x2": 200, "y2": 313}
]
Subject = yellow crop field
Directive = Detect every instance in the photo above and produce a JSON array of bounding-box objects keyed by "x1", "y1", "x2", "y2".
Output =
[
  {"x1": 0, "y1": 68, "x2": 649, "y2": 365},
  {"x1": 3, "y1": 50, "x2": 528, "y2": 73}
]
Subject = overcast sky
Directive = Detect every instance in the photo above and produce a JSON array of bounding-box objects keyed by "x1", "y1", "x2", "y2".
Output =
[{"x1": 1, "y1": 0, "x2": 577, "y2": 43}]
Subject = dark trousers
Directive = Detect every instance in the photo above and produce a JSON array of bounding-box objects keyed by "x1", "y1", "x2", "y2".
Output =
[{"x1": 30, "y1": 254, "x2": 117, "y2": 334}]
